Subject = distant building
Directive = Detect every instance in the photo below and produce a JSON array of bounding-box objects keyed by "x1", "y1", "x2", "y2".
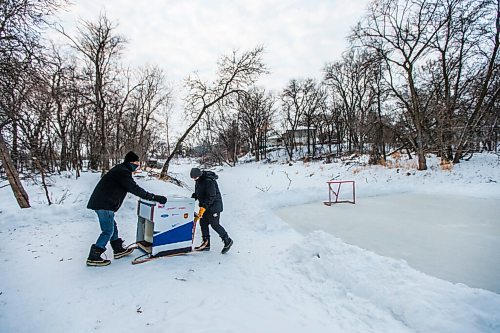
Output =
[
  {"x1": 147, "y1": 158, "x2": 158, "y2": 168},
  {"x1": 283, "y1": 126, "x2": 317, "y2": 146},
  {"x1": 267, "y1": 134, "x2": 282, "y2": 147}
]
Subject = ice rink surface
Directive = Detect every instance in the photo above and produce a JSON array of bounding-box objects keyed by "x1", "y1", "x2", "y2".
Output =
[{"x1": 276, "y1": 193, "x2": 500, "y2": 294}]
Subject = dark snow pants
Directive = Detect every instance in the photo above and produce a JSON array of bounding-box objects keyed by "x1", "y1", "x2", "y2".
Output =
[{"x1": 200, "y1": 212, "x2": 227, "y2": 240}]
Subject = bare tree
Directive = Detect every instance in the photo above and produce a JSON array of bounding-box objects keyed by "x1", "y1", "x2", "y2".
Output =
[
  {"x1": 280, "y1": 78, "x2": 325, "y2": 160},
  {"x1": 59, "y1": 12, "x2": 126, "y2": 171},
  {"x1": 109, "y1": 67, "x2": 140, "y2": 164},
  {"x1": 207, "y1": 101, "x2": 241, "y2": 166},
  {"x1": 21, "y1": 67, "x2": 55, "y2": 204},
  {"x1": 44, "y1": 44, "x2": 83, "y2": 172},
  {"x1": 159, "y1": 46, "x2": 268, "y2": 178},
  {"x1": 237, "y1": 87, "x2": 276, "y2": 161},
  {"x1": 450, "y1": 0, "x2": 500, "y2": 162},
  {"x1": 316, "y1": 91, "x2": 344, "y2": 157},
  {"x1": 0, "y1": 0, "x2": 67, "y2": 208},
  {"x1": 424, "y1": 0, "x2": 499, "y2": 162},
  {"x1": 300, "y1": 80, "x2": 327, "y2": 158},
  {"x1": 352, "y1": 0, "x2": 449, "y2": 170},
  {"x1": 132, "y1": 66, "x2": 171, "y2": 160}
]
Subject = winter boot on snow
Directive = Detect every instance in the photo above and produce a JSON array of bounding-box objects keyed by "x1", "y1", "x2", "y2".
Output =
[
  {"x1": 86, "y1": 244, "x2": 111, "y2": 266},
  {"x1": 221, "y1": 235, "x2": 233, "y2": 254},
  {"x1": 110, "y1": 238, "x2": 134, "y2": 259},
  {"x1": 194, "y1": 237, "x2": 210, "y2": 251}
]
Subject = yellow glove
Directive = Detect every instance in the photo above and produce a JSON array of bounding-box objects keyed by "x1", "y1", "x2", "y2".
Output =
[{"x1": 194, "y1": 207, "x2": 206, "y2": 222}]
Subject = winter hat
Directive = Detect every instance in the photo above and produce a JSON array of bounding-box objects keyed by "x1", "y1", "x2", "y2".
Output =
[
  {"x1": 190, "y1": 167, "x2": 202, "y2": 178},
  {"x1": 124, "y1": 151, "x2": 139, "y2": 163}
]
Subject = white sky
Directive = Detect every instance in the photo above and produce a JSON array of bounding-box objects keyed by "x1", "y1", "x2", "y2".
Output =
[{"x1": 58, "y1": 0, "x2": 370, "y2": 92}]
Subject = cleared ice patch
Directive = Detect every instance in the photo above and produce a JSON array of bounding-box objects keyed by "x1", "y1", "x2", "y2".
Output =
[{"x1": 275, "y1": 193, "x2": 500, "y2": 294}]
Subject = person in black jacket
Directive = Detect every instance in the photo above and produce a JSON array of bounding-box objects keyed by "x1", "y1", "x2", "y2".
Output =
[
  {"x1": 190, "y1": 167, "x2": 233, "y2": 254},
  {"x1": 86, "y1": 151, "x2": 167, "y2": 266}
]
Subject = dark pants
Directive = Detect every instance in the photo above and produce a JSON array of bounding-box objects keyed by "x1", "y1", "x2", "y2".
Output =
[{"x1": 200, "y1": 211, "x2": 227, "y2": 240}]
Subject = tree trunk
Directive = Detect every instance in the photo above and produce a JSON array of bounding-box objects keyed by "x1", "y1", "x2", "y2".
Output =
[
  {"x1": 0, "y1": 131, "x2": 30, "y2": 208},
  {"x1": 408, "y1": 66, "x2": 427, "y2": 171},
  {"x1": 33, "y1": 156, "x2": 51, "y2": 205},
  {"x1": 60, "y1": 134, "x2": 68, "y2": 171}
]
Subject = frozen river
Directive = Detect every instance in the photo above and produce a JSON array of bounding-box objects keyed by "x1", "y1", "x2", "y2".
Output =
[{"x1": 275, "y1": 193, "x2": 500, "y2": 294}]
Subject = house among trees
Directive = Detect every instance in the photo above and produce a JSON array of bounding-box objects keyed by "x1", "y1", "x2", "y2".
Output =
[
  {"x1": 266, "y1": 134, "x2": 282, "y2": 147},
  {"x1": 283, "y1": 126, "x2": 317, "y2": 146}
]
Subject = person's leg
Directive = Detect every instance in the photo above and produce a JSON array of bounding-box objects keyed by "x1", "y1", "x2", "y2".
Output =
[
  {"x1": 86, "y1": 244, "x2": 111, "y2": 266},
  {"x1": 87, "y1": 210, "x2": 114, "y2": 266},
  {"x1": 207, "y1": 212, "x2": 227, "y2": 239},
  {"x1": 194, "y1": 216, "x2": 211, "y2": 251},
  {"x1": 200, "y1": 215, "x2": 211, "y2": 239},
  {"x1": 208, "y1": 212, "x2": 233, "y2": 254},
  {"x1": 110, "y1": 237, "x2": 134, "y2": 259},
  {"x1": 95, "y1": 210, "x2": 115, "y2": 249},
  {"x1": 110, "y1": 220, "x2": 119, "y2": 242}
]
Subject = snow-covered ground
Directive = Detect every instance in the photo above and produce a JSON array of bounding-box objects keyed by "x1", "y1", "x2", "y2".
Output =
[{"x1": 1, "y1": 153, "x2": 500, "y2": 333}]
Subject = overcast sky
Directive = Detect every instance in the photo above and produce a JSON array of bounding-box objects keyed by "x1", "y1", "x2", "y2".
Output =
[{"x1": 58, "y1": 0, "x2": 370, "y2": 93}]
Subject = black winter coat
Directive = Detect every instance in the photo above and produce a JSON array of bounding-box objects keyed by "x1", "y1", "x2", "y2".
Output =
[
  {"x1": 87, "y1": 162, "x2": 155, "y2": 211},
  {"x1": 193, "y1": 171, "x2": 223, "y2": 214}
]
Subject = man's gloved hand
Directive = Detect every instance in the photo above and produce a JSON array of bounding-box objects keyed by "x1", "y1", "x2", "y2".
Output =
[
  {"x1": 191, "y1": 192, "x2": 197, "y2": 200},
  {"x1": 197, "y1": 207, "x2": 206, "y2": 218},
  {"x1": 153, "y1": 195, "x2": 167, "y2": 204}
]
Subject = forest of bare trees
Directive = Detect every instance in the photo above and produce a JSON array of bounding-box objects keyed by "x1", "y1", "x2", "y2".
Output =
[{"x1": 1, "y1": 0, "x2": 499, "y2": 208}]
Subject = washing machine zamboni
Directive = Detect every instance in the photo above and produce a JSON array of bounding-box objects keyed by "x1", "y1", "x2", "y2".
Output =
[{"x1": 134, "y1": 196, "x2": 196, "y2": 264}]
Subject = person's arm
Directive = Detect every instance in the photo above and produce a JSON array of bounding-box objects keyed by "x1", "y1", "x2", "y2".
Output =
[{"x1": 119, "y1": 168, "x2": 166, "y2": 203}]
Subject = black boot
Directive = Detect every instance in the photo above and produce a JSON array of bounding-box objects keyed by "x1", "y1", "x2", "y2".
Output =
[
  {"x1": 86, "y1": 244, "x2": 111, "y2": 266},
  {"x1": 194, "y1": 236, "x2": 210, "y2": 251},
  {"x1": 221, "y1": 235, "x2": 233, "y2": 254},
  {"x1": 110, "y1": 238, "x2": 134, "y2": 259}
]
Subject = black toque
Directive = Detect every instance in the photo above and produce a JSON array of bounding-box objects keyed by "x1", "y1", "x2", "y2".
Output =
[
  {"x1": 190, "y1": 167, "x2": 202, "y2": 178},
  {"x1": 124, "y1": 151, "x2": 139, "y2": 163}
]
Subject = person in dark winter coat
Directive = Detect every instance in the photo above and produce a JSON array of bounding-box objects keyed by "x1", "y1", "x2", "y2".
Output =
[
  {"x1": 190, "y1": 167, "x2": 233, "y2": 254},
  {"x1": 86, "y1": 151, "x2": 167, "y2": 266}
]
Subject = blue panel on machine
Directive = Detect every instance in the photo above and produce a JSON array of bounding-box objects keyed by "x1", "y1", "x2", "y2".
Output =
[{"x1": 153, "y1": 221, "x2": 194, "y2": 246}]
